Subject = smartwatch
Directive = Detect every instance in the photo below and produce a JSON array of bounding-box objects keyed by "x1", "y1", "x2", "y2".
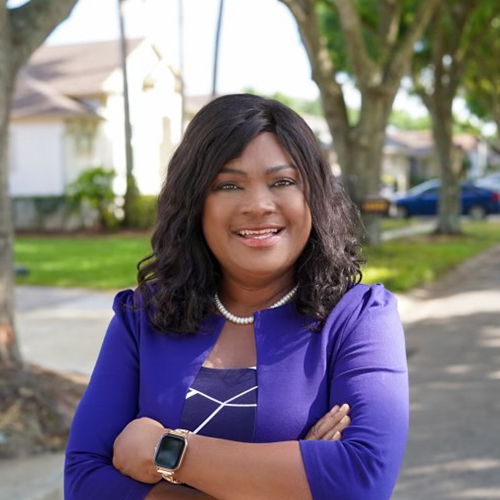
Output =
[{"x1": 153, "y1": 428, "x2": 192, "y2": 484}]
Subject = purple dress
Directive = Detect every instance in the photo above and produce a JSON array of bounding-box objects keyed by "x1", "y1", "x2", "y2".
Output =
[
  {"x1": 64, "y1": 283, "x2": 409, "y2": 500},
  {"x1": 179, "y1": 365, "x2": 257, "y2": 442}
]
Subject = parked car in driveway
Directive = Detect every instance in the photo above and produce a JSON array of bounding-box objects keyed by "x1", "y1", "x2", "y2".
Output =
[{"x1": 393, "y1": 179, "x2": 500, "y2": 218}]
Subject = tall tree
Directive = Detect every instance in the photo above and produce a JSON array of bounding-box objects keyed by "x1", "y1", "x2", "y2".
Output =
[
  {"x1": 0, "y1": 0, "x2": 79, "y2": 370},
  {"x1": 278, "y1": 0, "x2": 440, "y2": 243},
  {"x1": 411, "y1": 1, "x2": 497, "y2": 234},
  {"x1": 463, "y1": 12, "x2": 500, "y2": 145}
]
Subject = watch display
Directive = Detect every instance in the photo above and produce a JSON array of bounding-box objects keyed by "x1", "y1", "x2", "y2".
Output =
[{"x1": 154, "y1": 433, "x2": 187, "y2": 470}]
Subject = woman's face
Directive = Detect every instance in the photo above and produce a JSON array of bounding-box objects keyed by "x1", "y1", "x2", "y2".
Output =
[{"x1": 202, "y1": 132, "x2": 312, "y2": 284}]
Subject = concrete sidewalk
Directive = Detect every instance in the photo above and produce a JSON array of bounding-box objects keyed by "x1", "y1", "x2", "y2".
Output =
[
  {"x1": 2, "y1": 242, "x2": 500, "y2": 500},
  {"x1": 392, "y1": 243, "x2": 500, "y2": 500}
]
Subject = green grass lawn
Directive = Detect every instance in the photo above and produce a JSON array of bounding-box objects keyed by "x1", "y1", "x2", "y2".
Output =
[
  {"x1": 14, "y1": 220, "x2": 500, "y2": 292},
  {"x1": 361, "y1": 220, "x2": 500, "y2": 291},
  {"x1": 14, "y1": 234, "x2": 152, "y2": 290},
  {"x1": 380, "y1": 217, "x2": 425, "y2": 231}
]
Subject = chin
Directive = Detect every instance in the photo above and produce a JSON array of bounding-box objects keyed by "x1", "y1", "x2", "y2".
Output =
[{"x1": 236, "y1": 261, "x2": 292, "y2": 278}]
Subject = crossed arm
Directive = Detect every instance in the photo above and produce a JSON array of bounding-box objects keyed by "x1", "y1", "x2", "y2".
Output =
[
  {"x1": 113, "y1": 406, "x2": 351, "y2": 500},
  {"x1": 126, "y1": 429, "x2": 311, "y2": 500}
]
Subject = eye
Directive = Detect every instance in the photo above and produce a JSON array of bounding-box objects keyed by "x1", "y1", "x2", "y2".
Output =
[
  {"x1": 215, "y1": 182, "x2": 240, "y2": 190},
  {"x1": 273, "y1": 179, "x2": 296, "y2": 187}
]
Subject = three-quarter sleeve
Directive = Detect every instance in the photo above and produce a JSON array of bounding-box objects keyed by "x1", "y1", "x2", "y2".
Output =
[
  {"x1": 299, "y1": 284, "x2": 409, "y2": 500},
  {"x1": 64, "y1": 289, "x2": 156, "y2": 500}
]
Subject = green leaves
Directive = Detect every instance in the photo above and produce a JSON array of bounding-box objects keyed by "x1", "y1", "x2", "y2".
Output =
[{"x1": 66, "y1": 166, "x2": 118, "y2": 230}]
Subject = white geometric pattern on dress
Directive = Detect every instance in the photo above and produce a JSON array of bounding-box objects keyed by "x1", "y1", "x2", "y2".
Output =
[{"x1": 186, "y1": 385, "x2": 258, "y2": 434}]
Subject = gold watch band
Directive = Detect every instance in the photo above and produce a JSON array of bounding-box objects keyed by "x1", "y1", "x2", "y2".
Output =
[{"x1": 155, "y1": 428, "x2": 192, "y2": 484}]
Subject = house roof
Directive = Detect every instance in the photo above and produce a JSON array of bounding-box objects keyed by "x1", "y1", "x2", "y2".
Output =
[
  {"x1": 12, "y1": 73, "x2": 97, "y2": 119},
  {"x1": 385, "y1": 129, "x2": 434, "y2": 156},
  {"x1": 386, "y1": 129, "x2": 480, "y2": 156},
  {"x1": 12, "y1": 39, "x2": 143, "y2": 119}
]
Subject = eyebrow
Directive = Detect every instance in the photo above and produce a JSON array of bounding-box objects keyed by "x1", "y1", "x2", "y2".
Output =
[{"x1": 219, "y1": 164, "x2": 298, "y2": 176}]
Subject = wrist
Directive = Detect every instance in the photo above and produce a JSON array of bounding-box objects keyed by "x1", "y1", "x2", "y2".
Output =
[
  {"x1": 154, "y1": 428, "x2": 194, "y2": 484},
  {"x1": 173, "y1": 431, "x2": 198, "y2": 484}
]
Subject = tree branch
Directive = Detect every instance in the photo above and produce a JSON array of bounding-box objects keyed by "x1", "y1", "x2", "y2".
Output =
[
  {"x1": 431, "y1": 7, "x2": 444, "y2": 95},
  {"x1": 279, "y1": 0, "x2": 349, "y2": 133},
  {"x1": 8, "y1": 0, "x2": 79, "y2": 72},
  {"x1": 385, "y1": 0, "x2": 441, "y2": 89},
  {"x1": 379, "y1": 0, "x2": 402, "y2": 52},
  {"x1": 332, "y1": 0, "x2": 378, "y2": 87},
  {"x1": 449, "y1": 2, "x2": 476, "y2": 65}
]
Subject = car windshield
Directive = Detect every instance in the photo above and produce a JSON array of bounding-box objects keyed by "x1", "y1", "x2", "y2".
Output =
[
  {"x1": 407, "y1": 179, "x2": 440, "y2": 196},
  {"x1": 475, "y1": 176, "x2": 500, "y2": 189}
]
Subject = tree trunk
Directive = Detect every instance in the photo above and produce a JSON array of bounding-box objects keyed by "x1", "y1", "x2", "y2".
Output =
[
  {"x1": 0, "y1": 0, "x2": 79, "y2": 372},
  {"x1": 329, "y1": 90, "x2": 394, "y2": 245},
  {"x1": 0, "y1": 81, "x2": 23, "y2": 370},
  {"x1": 430, "y1": 97, "x2": 462, "y2": 235},
  {"x1": 278, "y1": 0, "x2": 439, "y2": 245}
]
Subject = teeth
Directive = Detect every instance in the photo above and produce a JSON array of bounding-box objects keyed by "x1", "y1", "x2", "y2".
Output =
[{"x1": 237, "y1": 228, "x2": 280, "y2": 236}]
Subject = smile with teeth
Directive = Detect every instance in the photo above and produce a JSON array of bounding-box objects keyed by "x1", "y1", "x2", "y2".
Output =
[{"x1": 236, "y1": 228, "x2": 282, "y2": 239}]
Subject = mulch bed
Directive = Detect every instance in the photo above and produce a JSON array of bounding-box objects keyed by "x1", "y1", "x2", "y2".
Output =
[{"x1": 0, "y1": 364, "x2": 88, "y2": 459}]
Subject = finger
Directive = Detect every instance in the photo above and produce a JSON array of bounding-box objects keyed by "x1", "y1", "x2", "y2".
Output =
[
  {"x1": 304, "y1": 409, "x2": 336, "y2": 440},
  {"x1": 313, "y1": 404, "x2": 349, "y2": 437},
  {"x1": 330, "y1": 431, "x2": 342, "y2": 441},
  {"x1": 305, "y1": 404, "x2": 350, "y2": 440},
  {"x1": 304, "y1": 404, "x2": 347, "y2": 439},
  {"x1": 323, "y1": 415, "x2": 351, "y2": 440},
  {"x1": 313, "y1": 411, "x2": 350, "y2": 441}
]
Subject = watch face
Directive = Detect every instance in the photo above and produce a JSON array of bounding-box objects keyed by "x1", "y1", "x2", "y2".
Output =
[{"x1": 154, "y1": 434, "x2": 186, "y2": 470}]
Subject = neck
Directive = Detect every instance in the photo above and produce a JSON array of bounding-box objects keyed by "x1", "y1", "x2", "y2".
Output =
[{"x1": 217, "y1": 272, "x2": 296, "y2": 317}]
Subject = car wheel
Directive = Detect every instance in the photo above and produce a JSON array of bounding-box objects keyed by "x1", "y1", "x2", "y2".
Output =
[
  {"x1": 468, "y1": 204, "x2": 487, "y2": 219},
  {"x1": 396, "y1": 205, "x2": 409, "y2": 219}
]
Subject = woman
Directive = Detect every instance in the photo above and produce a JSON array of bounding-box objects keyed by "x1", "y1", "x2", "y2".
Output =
[{"x1": 64, "y1": 94, "x2": 409, "y2": 500}]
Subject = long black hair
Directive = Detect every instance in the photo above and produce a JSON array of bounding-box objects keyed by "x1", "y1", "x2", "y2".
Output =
[{"x1": 135, "y1": 94, "x2": 365, "y2": 335}]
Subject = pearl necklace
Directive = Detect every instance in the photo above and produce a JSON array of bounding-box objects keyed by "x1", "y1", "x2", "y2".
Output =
[{"x1": 214, "y1": 285, "x2": 299, "y2": 325}]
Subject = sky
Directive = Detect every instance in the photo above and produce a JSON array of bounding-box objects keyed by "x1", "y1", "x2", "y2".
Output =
[
  {"x1": 47, "y1": 0, "x2": 324, "y2": 100},
  {"x1": 7, "y1": 0, "x2": 479, "y2": 123}
]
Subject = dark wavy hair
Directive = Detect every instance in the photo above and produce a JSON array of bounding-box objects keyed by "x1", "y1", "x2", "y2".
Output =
[{"x1": 135, "y1": 93, "x2": 365, "y2": 336}]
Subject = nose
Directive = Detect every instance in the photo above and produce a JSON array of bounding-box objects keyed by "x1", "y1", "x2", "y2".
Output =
[{"x1": 240, "y1": 185, "x2": 277, "y2": 216}]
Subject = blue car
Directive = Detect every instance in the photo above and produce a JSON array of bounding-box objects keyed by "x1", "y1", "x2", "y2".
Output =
[{"x1": 394, "y1": 179, "x2": 500, "y2": 218}]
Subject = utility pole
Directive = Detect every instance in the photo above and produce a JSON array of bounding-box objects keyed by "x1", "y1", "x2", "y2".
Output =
[
  {"x1": 211, "y1": 0, "x2": 224, "y2": 99},
  {"x1": 118, "y1": 0, "x2": 138, "y2": 225},
  {"x1": 179, "y1": 0, "x2": 185, "y2": 134}
]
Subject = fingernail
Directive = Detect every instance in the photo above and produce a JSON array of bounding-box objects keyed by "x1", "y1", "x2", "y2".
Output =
[
  {"x1": 329, "y1": 405, "x2": 339, "y2": 413},
  {"x1": 333, "y1": 431, "x2": 341, "y2": 440},
  {"x1": 340, "y1": 403, "x2": 349, "y2": 412}
]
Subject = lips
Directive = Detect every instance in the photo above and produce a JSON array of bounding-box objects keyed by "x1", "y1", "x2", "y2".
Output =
[
  {"x1": 236, "y1": 228, "x2": 283, "y2": 239},
  {"x1": 233, "y1": 227, "x2": 285, "y2": 248}
]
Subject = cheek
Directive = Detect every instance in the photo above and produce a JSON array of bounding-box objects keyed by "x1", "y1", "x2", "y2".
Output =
[
  {"x1": 288, "y1": 197, "x2": 312, "y2": 233},
  {"x1": 202, "y1": 198, "x2": 229, "y2": 246}
]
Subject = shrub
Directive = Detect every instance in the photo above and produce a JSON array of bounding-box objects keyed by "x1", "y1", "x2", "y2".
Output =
[
  {"x1": 125, "y1": 195, "x2": 158, "y2": 229},
  {"x1": 67, "y1": 167, "x2": 119, "y2": 230}
]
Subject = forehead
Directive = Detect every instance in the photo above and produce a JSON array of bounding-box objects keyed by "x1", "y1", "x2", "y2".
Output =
[{"x1": 221, "y1": 132, "x2": 295, "y2": 173}]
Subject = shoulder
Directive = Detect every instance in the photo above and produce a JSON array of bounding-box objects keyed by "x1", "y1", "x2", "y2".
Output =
[
  {"x1": 111, "y1": 288, "x2": 149, "y2": 338},
  {"x1": 340, "y1": 282, "x2": 398, "y2": 317},
  {"x1": 323, "y1": 283, "x2": 400, "y2": 340}
]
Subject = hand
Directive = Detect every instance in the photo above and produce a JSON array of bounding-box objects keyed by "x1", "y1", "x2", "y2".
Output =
[
  {"x1": 304, "y1": 403, "x2": 351, "y2": 441},
  {"x1": 113, "y1": 417, "x2": 167, "y2": 484}
]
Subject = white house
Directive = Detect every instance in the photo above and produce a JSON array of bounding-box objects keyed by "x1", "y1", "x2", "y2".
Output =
[
  {"x1": 9, "y1": 38, "x2": 182, "y2": 229},
  {"x1": 383, "y1": 129, "x2": 497, "y2": 192}
]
